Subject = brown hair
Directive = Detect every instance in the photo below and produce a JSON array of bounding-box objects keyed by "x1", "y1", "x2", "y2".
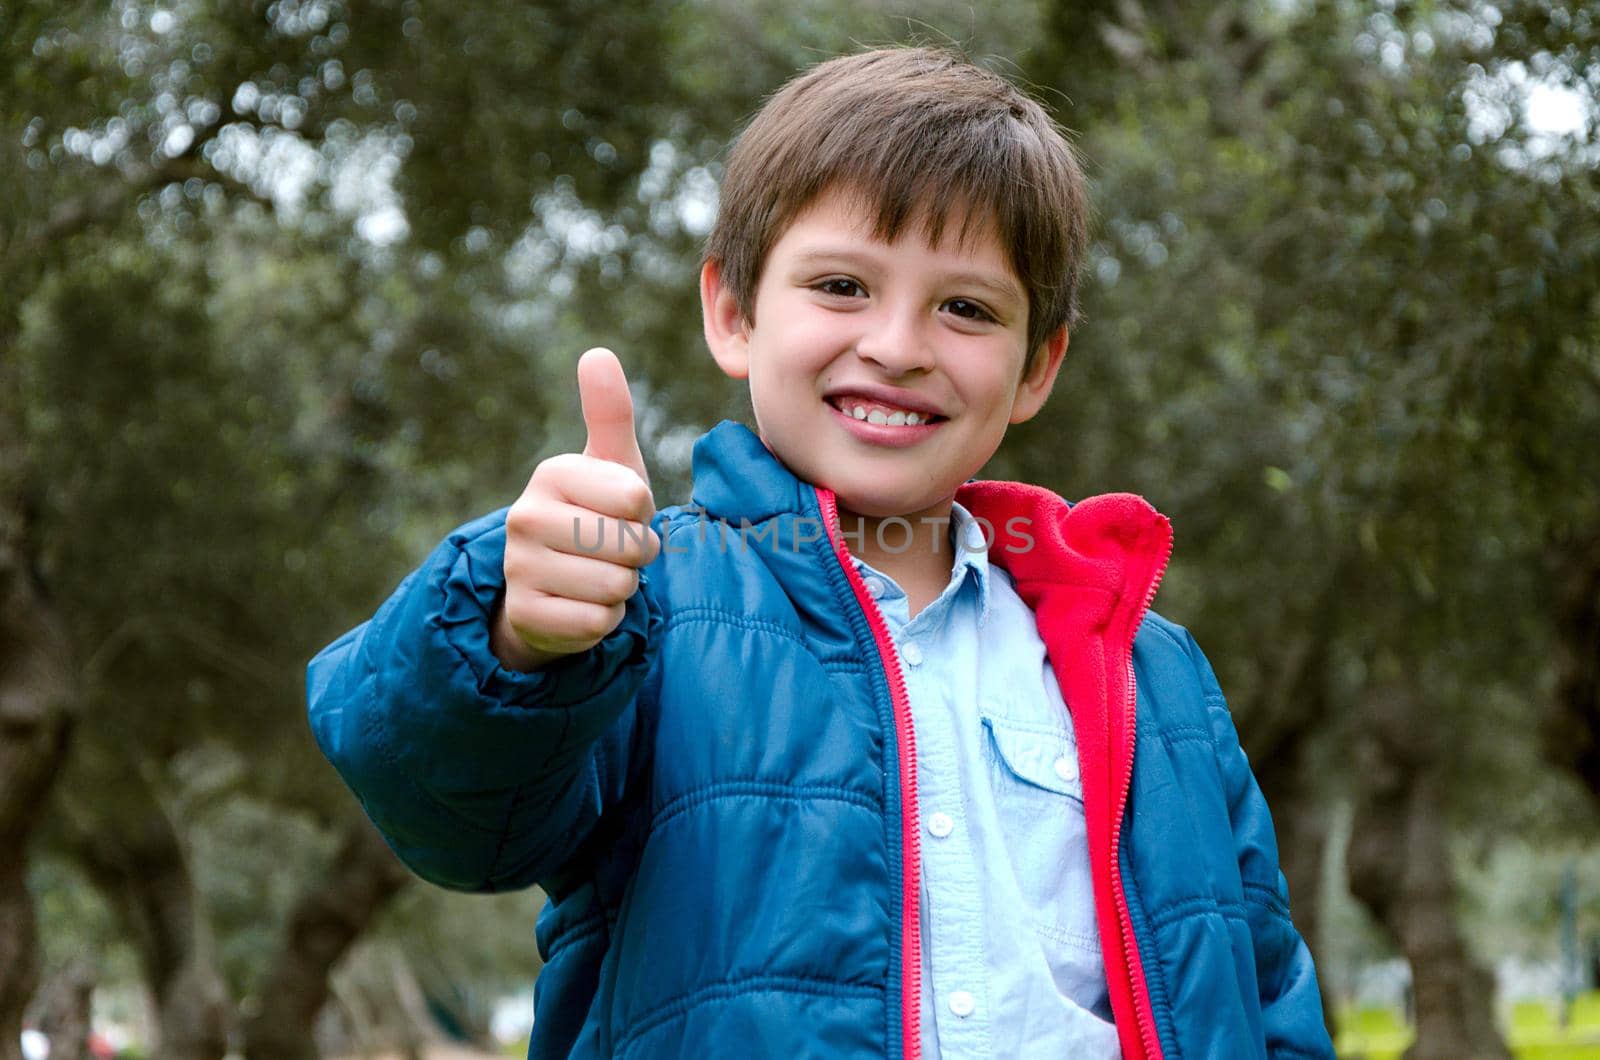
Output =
[{"x1": 704, "y1": 45, "x2": 1093, "y2": 370}]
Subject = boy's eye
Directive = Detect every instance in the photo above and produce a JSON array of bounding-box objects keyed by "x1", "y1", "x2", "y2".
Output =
[
  {"x1": 944, "y1": 298, "x2": 995, "y2": 323},
  {"x1": 815, "y1": 278, "x2": 865, "y2": 298}
]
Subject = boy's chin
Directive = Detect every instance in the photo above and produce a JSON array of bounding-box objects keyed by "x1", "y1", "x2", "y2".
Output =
[
  {"x1": 828, "y1": 485, "x2": 954, "y2": 521},
  {"x1": 755, "y1": 429, "x2": 958, "y2": 518}
]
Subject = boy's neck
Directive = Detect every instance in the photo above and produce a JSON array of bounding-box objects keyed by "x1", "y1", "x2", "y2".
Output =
[{"x1": 836, "y1": 496, "x2": 959, "y2": 618}]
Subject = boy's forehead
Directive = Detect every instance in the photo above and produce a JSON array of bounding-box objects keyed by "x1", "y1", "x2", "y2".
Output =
[{"x1": 777, "y1": 185, "x2": 1016, "y2": 275}]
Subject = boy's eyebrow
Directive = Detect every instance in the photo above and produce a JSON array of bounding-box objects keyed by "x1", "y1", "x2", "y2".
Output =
[{"x1": 789, "y1": 248, "x2": 1025, "y2": 305}]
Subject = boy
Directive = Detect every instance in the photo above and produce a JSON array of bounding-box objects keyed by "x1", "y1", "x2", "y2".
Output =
[{"x1": 308, "y1": 46, "x2": 1334, "y2": 1058}]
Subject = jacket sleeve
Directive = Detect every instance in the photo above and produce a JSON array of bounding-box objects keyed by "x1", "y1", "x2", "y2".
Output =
[
  {"x1": 1184, "y1": 632, "x2": 1336, "y2": 1059},
  {"x1": 306, "y1": 507, "x2": 663, "y2": 893}
]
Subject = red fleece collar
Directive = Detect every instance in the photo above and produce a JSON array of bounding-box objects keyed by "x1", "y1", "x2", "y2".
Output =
[{"x1": 957, "y1": 483, "x2": 1174, "y2": 1060}]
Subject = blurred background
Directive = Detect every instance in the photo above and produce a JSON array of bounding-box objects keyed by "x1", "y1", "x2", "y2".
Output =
[{"x1": 2, "y1": 1, "x2": 1597, "y2": 1058}]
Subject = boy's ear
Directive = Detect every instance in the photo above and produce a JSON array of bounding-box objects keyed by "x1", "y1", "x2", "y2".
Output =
[
  {"x1": 1008, "y1": 325, "x2": 1069, "y2": 425},
  {"x1": 701, "y1": 258, "x2": 750, "y2": 380}
]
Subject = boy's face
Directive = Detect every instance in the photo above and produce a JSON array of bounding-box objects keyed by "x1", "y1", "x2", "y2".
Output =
[{"x1": 702, "y1": 187, "x2": 1067, "y2": 520}]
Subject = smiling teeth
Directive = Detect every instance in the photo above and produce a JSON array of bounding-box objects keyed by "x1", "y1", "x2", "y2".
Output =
[{"x1": 845, "y1": 404, "x2": 924, "y2": 426}]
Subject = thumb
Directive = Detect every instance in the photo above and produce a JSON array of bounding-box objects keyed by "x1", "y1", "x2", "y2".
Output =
[{"x1": 578, "y1": 347, "x2": 650, "y2": 487}]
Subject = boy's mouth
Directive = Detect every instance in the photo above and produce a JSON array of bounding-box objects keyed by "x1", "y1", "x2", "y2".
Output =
[{"x1": 824, "y1": 395, "x2": 948, "y2": 428}]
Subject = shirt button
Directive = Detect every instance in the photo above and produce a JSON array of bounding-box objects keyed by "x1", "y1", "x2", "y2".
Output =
[
  {"x1": 863, "y1": 575, "x2": 886, "y2": 600},
  {"x1": 902, "y1": 642, "x2": 923, "y2": 667},
  {"x1": 1053, "y1": 755, "x2": 1078, "y2": 783},
  {"x1": 948, "y1": 990, "x2": 976, "y2": 1018},
  {"x1": 926, "y1": 812, "x2": 954, "y2": 838}
]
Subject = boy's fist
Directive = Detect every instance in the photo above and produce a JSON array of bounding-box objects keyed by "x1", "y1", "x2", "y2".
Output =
[{"x1": 492, "y1": 348, "x2": 661, "y2": 671}]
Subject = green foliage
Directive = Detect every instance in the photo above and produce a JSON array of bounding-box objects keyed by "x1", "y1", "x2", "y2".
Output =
[
  {"x1": 27, "y1": 856, "x2": 139, "y2": 987},
  {"x1": 1013, "y1": 0, "x2": 1600, "y2": 843}
]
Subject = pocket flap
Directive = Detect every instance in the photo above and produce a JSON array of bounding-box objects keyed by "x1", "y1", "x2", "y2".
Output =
[{"x1": 981, "y1": 714, "x2": 1082, "y2": 798}]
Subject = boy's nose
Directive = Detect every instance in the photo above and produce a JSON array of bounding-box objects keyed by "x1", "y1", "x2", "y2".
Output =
[{"x1": 853, "y1": 310, "x2": 936, "y2": 374}]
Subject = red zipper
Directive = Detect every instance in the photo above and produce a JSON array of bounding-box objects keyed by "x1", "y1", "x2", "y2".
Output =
[
  {"x1": 816, "y1": 488, "x2": 922, "y2": 1060},
  {"x1": 1108, "y1": 531, "x2": 1174, "y2": 1059}
]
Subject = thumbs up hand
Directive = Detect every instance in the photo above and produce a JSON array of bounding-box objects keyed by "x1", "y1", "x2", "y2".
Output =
[{"x1": 492, "y1": 348, "x2": 661, "y2": 671}]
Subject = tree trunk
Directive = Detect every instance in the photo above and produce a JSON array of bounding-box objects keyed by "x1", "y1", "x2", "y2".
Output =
[
  {"x1": 0, "y1": 546, "x2": 76, "y2": 1060},
  {"x1": 0, "y1": 862, "x2": 41, "y2": 1060},
  {"x1": 1347, "y1": 683, "x2": 1510, "y2": 1060},
  {"x1": 63, "y1": 786, "x2": 231, "y2": 1060},
  {"x1": 241, "y1": 817, "x2": 411, "y2": 1060},
  {"x1": 389, "y1": 954, "x2": 436, "y2": 1060},
  {"x1": 1238, "y1": 605, "x2": 1338, "y2": 1040},
  {"x1": 1544, "y1": 527, "x2": 1600, "y2": 802},
  {"x1": 32, "y1": 960, "x2": 95, "y2": 1060},
  {"x1": 1254, "y1": 738, "x2": 1334, "y2": 1038}
]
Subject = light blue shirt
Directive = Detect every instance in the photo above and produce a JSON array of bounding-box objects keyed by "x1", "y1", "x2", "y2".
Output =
[{"x1": 850, "y1": 502, "x2": 1120, "y2": 1058}]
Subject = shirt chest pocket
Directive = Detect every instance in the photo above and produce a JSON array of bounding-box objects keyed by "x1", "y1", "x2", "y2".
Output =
[{"x1": 980, "y1": 713, "x2": 1106, "y2": 996}]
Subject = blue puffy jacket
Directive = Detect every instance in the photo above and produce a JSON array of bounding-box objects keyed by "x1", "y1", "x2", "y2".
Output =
[{"x1": 308, "y1": 421, "x2": 1333, "y2": 1059}]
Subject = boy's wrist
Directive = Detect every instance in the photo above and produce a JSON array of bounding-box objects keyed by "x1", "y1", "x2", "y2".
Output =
[{"x1": 491, "y1": 599, "x2": 565, "y2": 672}]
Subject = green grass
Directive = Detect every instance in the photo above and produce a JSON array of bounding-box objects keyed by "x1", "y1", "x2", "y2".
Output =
[
  {"x1": 1334, "y1": 1004, "x2": 1411, "y2": 1060},
  {"x1": 1572, "y1": 991, "x2": 1600, "y2": 1032},
  {"x1": 1335, "y1": 993, "x2": 1600, "y2": 1059}
]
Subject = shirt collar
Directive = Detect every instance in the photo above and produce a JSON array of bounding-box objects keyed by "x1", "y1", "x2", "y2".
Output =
[
  {"x1": 948, "y1": 500, "x2": 993, "y2": 629},
  {"x1": 849, "y1": 500, "x2": 992, "y2": 630}
]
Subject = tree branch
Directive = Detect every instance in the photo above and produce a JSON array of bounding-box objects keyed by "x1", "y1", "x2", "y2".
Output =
[{"x1": 19, "y1": 117, "x2": 273, "y2": 256}]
